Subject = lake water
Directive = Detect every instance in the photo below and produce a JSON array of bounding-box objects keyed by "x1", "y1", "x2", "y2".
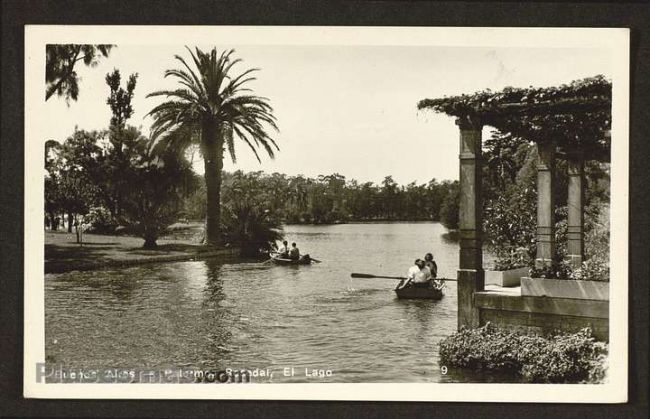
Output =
[{"x1": 45, "y1": 222, "x2": 482, "y2": 383}]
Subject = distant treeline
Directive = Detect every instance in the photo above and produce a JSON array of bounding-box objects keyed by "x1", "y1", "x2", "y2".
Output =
[{"x1": 184, "y1": 171, "x2": 460, "y2": 227}]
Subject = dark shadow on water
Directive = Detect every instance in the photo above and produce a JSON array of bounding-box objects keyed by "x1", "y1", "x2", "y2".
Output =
[
  {"x1": 126, "y1": 243, "x2": 206, "y2": 253},
  {"x1": 203, "y1": 258, "x2": 226, "y2": 305},
  {"x1": 200, "y1": 258, "x2": 234, "y2": 365},
  {"x1": 441, "y1": 230, "x2": 460, "y2": 243}
]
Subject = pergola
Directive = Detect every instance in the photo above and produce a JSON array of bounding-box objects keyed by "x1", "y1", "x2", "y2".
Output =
[{"x1": 418, "y1": 75, "x2": 611, "y2": 328}]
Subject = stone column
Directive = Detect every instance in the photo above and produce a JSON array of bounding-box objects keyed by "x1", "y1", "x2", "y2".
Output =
[
  {"x1": 566, "y1": 152, "x2": 584, "y2": 269},
  {"x1": 535, "y1": 141, "x2": 556, "y2": 268},
  {"x1": 456, "y1": 116, "x2": 484, "y2": 329}
]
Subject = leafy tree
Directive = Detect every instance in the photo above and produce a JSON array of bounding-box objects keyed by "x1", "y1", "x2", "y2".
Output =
[
  {"x1": 45, "y1": 131, "x2": 103, "y2": 231},
  {"x1": 147, "y1": 47, "x2": 279, "y2": 246},
  {"x1": 120, "y1": 139, "x2": 199, "y2": 248},
  {"x1": 481, "y1": 129, "x2": 610, "y2": 271},
  {"x1": 219, "y1": 171, "x2": 284, "y2": 256},
  {"x1": 44, "y1": 140, "x2": 63, "y2": 228},
  {"x1": 106, "y1": 69, "x2": 138, "y2": 135},
  {"x1": 183, "y1": 182, "x2": 207, "y2": 221},
  {"x1": 46, "y1": 44, "x2": 113, "y2": 101},
  {"x1": 380, "y1": 175, "x2": 399, "y2": 219},
  {"x1": 96, "y1": 68, "x2": 140, "y2": 218},
  {"x1": 439, "y1": 181, "x2": 460, "y2": 230}
]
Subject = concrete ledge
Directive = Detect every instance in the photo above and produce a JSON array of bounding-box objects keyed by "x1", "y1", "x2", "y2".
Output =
[
  {"x1": 521, "y1": 277, "x2": 609, "y2": 301},
  {"x1": 474, "y1": 291, "x2": 609, "y2": 319},
  {"x1": 485, "y1": 267, "x2": 529, "y2": 287},
  {"x1": 480, "y1": 308, "x2": 609, "y2": 341}
]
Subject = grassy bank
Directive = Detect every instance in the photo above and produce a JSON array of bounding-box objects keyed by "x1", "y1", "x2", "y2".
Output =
[{"x1": 45, "y1": 228, "x2": 238, "y2": 274}]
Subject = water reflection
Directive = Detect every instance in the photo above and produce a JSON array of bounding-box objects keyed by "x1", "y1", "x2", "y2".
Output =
[
  {"x1": 203, "y1": 258, "x2": 226, "y2": 307},
  {"x1": 45, "y1": 222, "x2": 470, "y2": 382},
  {"x1": 441, "y1": 230, "x2": 460, "y2": 243}
]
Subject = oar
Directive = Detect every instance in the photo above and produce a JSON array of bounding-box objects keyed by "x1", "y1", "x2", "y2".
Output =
[
  {"x1": 351, "y1": 273, "x2": 406, "y2": 280},
  {"x1": 310, "y1": 258, "x2": 322, "y2": 263},
  {"x1": 351, "y1": 273, "x2": 457, "y2": 281}
]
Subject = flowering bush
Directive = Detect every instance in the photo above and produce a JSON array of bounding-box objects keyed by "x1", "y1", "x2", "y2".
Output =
[{"x1": 439, "y1": 323, "x2": 608, "y2": 383}]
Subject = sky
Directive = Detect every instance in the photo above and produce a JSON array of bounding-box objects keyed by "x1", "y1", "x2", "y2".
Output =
[{"x1": 44, "y1": 44, "x2": 612, "y2": 185}]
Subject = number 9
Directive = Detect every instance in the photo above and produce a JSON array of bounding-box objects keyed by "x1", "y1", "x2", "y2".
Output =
[{"x1": 441, "y1": 366, "x2": 448, "y2": 375}]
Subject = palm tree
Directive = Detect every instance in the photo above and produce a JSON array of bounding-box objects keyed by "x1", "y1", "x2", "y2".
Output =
[{"x1": 147, "y1": 47, "x2": 279, "y2": 246}]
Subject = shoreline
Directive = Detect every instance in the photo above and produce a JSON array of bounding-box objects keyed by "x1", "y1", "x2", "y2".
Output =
[
  {"x1": 45, "y1": 248, "x2": 241, "y2": 274},
  {"x1": 44, "y1": 230, "x2": 240, "y2": 274},
  {"x1": 282, "y1": 220, "x2": 445, "y2": 226}
]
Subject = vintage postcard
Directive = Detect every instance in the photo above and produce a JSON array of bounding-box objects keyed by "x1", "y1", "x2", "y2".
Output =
[{"x1": 24, "y1": 25, "x2": 629, "y2": 401}]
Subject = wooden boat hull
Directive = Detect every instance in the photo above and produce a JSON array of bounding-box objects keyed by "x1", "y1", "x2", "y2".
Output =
[
  {"x1": 271, "y1": 257, "x2": 312, "y2": 265},
  {"x1": 394, "y1": 280, "x2": 444, "y2": 300}
]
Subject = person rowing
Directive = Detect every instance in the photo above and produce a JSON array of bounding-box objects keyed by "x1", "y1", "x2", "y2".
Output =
[
  {"x1": 398, "y1": 259, "x2": 431, "y2": 289},
  {"x1": 277, "y1": 240, "x2": 290, "y2": 258}
]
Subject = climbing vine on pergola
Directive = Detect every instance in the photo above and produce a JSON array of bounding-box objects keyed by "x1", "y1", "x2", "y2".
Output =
[
  {"x1": 417, "y1": 75, "x2": 613, "y2": 329},
  {"x1": 417, "y1": 75, "x2": 611, "y2": 161}
]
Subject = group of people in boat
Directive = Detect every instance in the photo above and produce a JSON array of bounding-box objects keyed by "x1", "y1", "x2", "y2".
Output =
[
  {"x1": 275, "y1": 240, "x2": 313, "y2": 263},
  {"x1": 277, "y1": 240, "x2": 301, "y2": 260},
  {"x1": 399, "y1": 253, "x2": 442, "y2": 289}
]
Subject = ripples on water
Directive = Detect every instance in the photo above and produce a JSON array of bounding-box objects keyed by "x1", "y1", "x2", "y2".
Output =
[{"x1": 45, "y1": 222, "x2": 474, "y2": 383}]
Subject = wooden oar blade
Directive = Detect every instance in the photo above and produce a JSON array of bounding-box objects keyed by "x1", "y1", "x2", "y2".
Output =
[{"x1": 351, "y1": 273, "x2": 376, "y2": 278}]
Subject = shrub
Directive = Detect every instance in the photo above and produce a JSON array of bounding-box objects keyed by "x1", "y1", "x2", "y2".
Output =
[
  {"x1": 120, "y1": 148, "x2": 198, "y2": 249},
  {"x1": 84, "y1": 206, "x2": 118, "y2": 234},
  {"x1": 439, "y1": 323, "x2": 608, "y2": 383},
  {"x1": 529, "y1": 259, "x2": 574, "y2": 280},
  {"x1": 571, "y1": 201, "x2": 610, "y2": 282},
  {"x1": 220, "y1": 204, "x2": 284, "y2": 257},
  {"x1": 491, "y1": 247, "x2": 530, "y2": 271},
  {"x1": 570, "y1": 255, "x2": 609, "y2": 282}
]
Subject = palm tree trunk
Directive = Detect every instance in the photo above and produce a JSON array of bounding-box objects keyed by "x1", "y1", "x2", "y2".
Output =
[{"x1": 202, "y1": 125, "x2": 224, "y2": 246}]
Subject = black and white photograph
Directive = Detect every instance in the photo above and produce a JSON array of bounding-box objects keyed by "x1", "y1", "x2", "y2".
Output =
[{"x1": 23, "y1": 25, "x2": 629, "y2": 401}]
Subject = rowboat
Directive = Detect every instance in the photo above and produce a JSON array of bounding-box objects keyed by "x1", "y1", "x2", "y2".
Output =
[
  {"x1": 270, "y1": 255, "x2": 314, "y2": 265},
  {"x1": 394, "y1": 280, "x2": 445, "y2": 300}
]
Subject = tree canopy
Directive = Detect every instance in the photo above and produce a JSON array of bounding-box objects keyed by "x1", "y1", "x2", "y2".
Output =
[
  {"x1": 46, "y1": 44, "x2": 114, "y2": 102},
  {"x1": 146, "y1": 46, "x2": 279, "y2": 245},
  {"x1": 417, "y1": 75, "x2": 611, "y2": 161}
]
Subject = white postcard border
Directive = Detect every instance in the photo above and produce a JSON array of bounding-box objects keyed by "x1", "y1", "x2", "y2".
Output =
[{"x1": 24, "y1": 25, "x2": 629, "y2": 402}]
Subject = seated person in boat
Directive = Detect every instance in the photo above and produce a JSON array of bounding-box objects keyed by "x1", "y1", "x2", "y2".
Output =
[
  {"x1": 401, "y1": 259, "x2": 432, "y2": 288},
  {"x1": 406, "y1": 259, "x2": 422, "y2": 283},
  {"x1": 424, "y1": 253, "x2": 438, "y2": 278},
  {"x1": 278, "y1": 240, "x2": 290, "y2": 258},
  {"x1": 424, "y1": 252, "x2": 445, "y2": 287},
  {"x1": 289, "y1": 242, "x2": 300, "y2": 260},
  {"x1": 413, "y1": 260, "x2": 432, "y2": 287}
]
